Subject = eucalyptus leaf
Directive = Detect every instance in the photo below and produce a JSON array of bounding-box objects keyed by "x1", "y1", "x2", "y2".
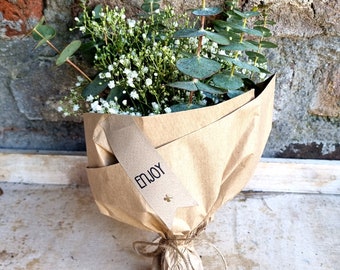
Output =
[
  {"x1": 167, "y1": 81, "x2": 198, "y2": 91},
  {"x1": 220, "y1": 41, "x2": 258, "y2": 51},
  {"x1": 254, "y1": 19, "x2": 276, "y2": 26},
  {"x1": 226, "y1": 10, "x2": 243, "y2": 20},
  {"x1": 227, "y1": 89, "x2": 245, "y2": 98},
  {"x1": 258, "y1": 41, "x2": 277, "y2": 48},
  {"x1": 254, "y1": 26, "x2": 272, "y2": 37},
  {"x1": 82, "y1": 73, "x2": 109, "y2": 97},
  {"x1": 204, "y1": 30, "x2": 230, "y2": 45},
  {"x1": 230, "y1": 58, "x2": 261, "y2": 73},
  {"x1": 143, "y1": 0, "x2": 160, "y2": 3},
  {"x1": 107, "y1": 85, "x2": 124, "y2": 101},
  {"x1": 258, "y1": 67, "x2": 271, "y2": 74},
  {"x1": 192, "y1": 7, "x2": 223, "y2": 16},
  {"x1": 92, "y1": 5, "x2": 103, "y2": 19},
  {"x1": 176, "y1": 57, "x2": 221, "y2": 79},
  {"x1": 232, "y1": 10, "x2": 260, "y2": 18},
  {"x1": 245, "y1": 51, "x2": 267, "y2": 64},
  {"x1": 32, "y1": 24, "x2": 56, "y2": 48},
  {"x1": 170, "y1": 103, "x2": 203, "y2": 112},
  {"x1": 213, "y1": 19, "x2": 229, "y2": 29},
  {"x1": 141, "y1": 2, "x2": 160, "y2": 12},
  {"x1": 195, "y1": 81, "x2": 225, "y2": 94},
  {"x1": 56, "y1": 40, "x2": 81, "y2": 66},
  {"x1": 213, "y1": 73, "x2": 244, "y2": 90},
  {"x1": 174, "y1": 28, "x2": 205, "y2": 38},
  {"x1": 226, "y1": 22, "x2": 263, "y2": 36}
]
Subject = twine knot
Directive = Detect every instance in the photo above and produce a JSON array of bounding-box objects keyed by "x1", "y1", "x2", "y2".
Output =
[{"x1": 133, "y1": 234, "x2": 227, "y2": 270}]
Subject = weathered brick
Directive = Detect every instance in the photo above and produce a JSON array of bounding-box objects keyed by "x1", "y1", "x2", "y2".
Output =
[{"x1": 0, "y1": 0, "x2": 43, "y2": 37}]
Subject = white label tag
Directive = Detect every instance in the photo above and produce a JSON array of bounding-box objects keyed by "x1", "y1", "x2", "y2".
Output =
[{"x1": 97, "y1": 116, "x2": 198, "y2": 229}]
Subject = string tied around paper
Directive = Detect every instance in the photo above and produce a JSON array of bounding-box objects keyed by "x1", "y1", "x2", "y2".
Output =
[{"x1": 133, "y1": 234, "x2": 227, "y2": 270}]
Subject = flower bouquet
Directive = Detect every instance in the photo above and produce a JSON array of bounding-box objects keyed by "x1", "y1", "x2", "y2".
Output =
[{"x1": 31, "y1": 0, "x2": 276, "y2": 268}]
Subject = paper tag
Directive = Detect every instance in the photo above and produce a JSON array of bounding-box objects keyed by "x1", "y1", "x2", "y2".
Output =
[{"x1": 97, "y1": 116, "x2": 198, "y2": 229}]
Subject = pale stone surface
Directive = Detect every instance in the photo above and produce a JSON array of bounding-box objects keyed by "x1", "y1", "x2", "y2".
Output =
[{"x1": 0, "y1": 182, "x2": 339, "y2": 269}]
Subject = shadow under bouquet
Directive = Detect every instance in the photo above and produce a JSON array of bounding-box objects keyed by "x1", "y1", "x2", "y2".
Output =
[{"x1": 31, "y1": 0, "x2": 277, "y2": 268}]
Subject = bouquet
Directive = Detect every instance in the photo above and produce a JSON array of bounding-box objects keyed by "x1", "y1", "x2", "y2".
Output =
[{"x1": 31, "y1": 0, "x2": 276, "y2": 268}]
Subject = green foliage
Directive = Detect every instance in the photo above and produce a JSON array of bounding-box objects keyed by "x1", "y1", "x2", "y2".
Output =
[
  {"x1": 176, "y1": 57, "x2": 221, "y2": 80},
  {"x1": 170, "y1": 0, "x2": 276, "y2": 100},
  {"x1": 29, "y1": 0, "x2": 276, "y2": 116},
  {"x1": 56, "y1": 40, "x2": 81, "y2": 66},
  {"x1": 141, "y1": 0, "x2": 161, "y2": 13},
  {"x1": 31, "y1": 17, "x2": 56, "y2": 48}
]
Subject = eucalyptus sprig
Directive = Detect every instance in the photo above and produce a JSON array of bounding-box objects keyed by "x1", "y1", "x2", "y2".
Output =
[{"x1": 169, "y1": 0, "x2": 277, "y2": 105}]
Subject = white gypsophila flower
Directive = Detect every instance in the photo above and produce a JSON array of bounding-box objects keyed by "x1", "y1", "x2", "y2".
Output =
[
  {"x1": 108, "y1": 107, "x2": 118, "y2": 114},
  {"x1": 73, "y1": 104, "x2": 80, "y2": 112},
  {"x1": 131, "y1": 70, "x2": 138, "y2": 79},
  {"x1": 164, "y1": 107, "x2": 171, "y2": 113},
  {"x1": 142, "y1": 66, "x2": 149, "y2": 73},
  {"x1": 173, "y1": 21, "x2": 178, "y2": 27},
  {"x1": 174, "y1": 39, "x2": 180, "y2": 46},
  {"x1": 86, "y1": 95, "x2": 94, "y2": 102},
  {"x1": 198, "y1": 99, "x2": 207, "y2": 106},
  {"x1": 218, "y1": 50, "x2": 227, "y2": 56},
  {"x1": 99, "y1": 73, "x2": 105, "y2": 79},
  {"x1": 122, "y1": 100, "x2": 127, "y2": 106},
  {"x1": 121, "y1": 13, "x2": 126, "y2": 20},
  {"x1": 127, "y1": 19, "x2": 136, "y2": 28},
  {"x1": 123, "y1": 68, "x2": 131, "y2": 75},
  {"x1": 142, "y1": 33, "x2": 147, "y2": 40},
  {"x1": 79, "y1": 26, "x2": 86, "y2": 33},
  {"x1": 127, "y1": 78, "x2": 135, "y2": 87},
  {"x1": 101, "y1": 99, "x2": 110, "y2": 108},
  {"x1": 130, "y1": 90, "x2": 139, "y2": 100},
  {"x1": 75, "y1": 82, "x2": 81, "y2": 87},
  {"x1": 108, "y1": 64, "x2": 113, "y2": 71},
  {"x1": 92, "y1": 100, "x2": 104, "y2": 113},
  {"x1": 105, "y1": 72, "x2": 111, "y2": 78},
  {"x1": 145, "y1": 78, "x2": 152, "y2": 87},
  {"x1": 152, "y1": 102, "x2": 159, "y2": 111},
  {"x1": 57, "y1": 106, "x2": 63, "y2": 112},
  {"x1": 76, "y1": 76, "x2": 84, "y2": 82},
  {"x1": 108, "y1": 80, "x2": 116, "y2": 89},
  {"x1": 74, "y1": 17, "x2": 80, "y2": 22}
]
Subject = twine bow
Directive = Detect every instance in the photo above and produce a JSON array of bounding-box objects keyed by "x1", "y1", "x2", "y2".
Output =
[{"x1": 133, "y1": 235, "x2": 227, "y2": 270}]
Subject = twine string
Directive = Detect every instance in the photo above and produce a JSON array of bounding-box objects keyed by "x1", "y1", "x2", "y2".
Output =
[{"x1": 133, "y1": 236, "x2": 228, "y2": 270}]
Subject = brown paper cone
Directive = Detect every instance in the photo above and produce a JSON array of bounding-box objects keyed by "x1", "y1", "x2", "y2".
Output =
[{"x1": 83, "y1": 75, "x2": 276, "y2": 269}]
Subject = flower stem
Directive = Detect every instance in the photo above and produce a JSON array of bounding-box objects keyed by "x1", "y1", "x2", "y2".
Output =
[{"x1": 33, "y1": 28, "x2": 92, "y2": 82}]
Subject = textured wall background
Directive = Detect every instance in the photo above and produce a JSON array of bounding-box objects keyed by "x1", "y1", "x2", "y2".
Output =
[{"x1": 0, "y1": 0, "x2": 339, "y2": 158}]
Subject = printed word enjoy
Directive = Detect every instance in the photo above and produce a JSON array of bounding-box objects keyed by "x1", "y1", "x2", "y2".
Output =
[{"x1": 134, "y1": 162, "x2": 165, "y2": 189}]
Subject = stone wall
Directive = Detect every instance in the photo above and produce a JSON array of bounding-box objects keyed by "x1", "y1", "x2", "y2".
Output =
[{"x1": 0, "y1": 0, "x2": 339, "y2": 158}]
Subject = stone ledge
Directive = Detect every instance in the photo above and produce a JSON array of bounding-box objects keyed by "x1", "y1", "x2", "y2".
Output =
[{"x1": 1, "y1": 151, "x2": 339, "y2": 195}]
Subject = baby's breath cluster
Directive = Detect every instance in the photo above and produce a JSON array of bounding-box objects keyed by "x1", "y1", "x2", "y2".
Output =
[
  {"x1": 50, "y1": 0, "x2": 275, "y2": 117},
  {"x1": 57, "y1": 3, "x2": 202, "y2": 116}
]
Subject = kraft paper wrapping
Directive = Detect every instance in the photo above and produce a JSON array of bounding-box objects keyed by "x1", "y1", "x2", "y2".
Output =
[{"x1": 83, "y1": 75, "x2": 275, "y2": 268}]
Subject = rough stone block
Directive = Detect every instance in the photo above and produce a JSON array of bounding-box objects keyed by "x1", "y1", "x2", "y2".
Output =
[{"x1": 309, "y1": 66, "x2": 340, "y2": 118}]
